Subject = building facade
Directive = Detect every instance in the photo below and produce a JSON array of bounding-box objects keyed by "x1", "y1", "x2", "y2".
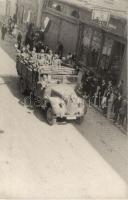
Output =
[{"x1": 40, "y1": 0, "x2": 127, "y2": 95}]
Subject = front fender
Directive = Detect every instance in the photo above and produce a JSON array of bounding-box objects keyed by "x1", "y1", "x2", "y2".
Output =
[{"x1": 48, "y1": 97, "x2": 66, "y2": 117}]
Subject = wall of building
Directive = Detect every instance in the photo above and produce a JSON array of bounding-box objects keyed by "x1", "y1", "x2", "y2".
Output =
[
  {"x1": 42, "y1": 11, "x2": 79, "y2": 54},
  {"x1": 5, "y1": 0, "x2": 17, "y2": 17},
  {"x1": 42, "y1": 13, "x2": 61, "y2": 50},
  {"x1": 0, "y1": 0, "x2": 6, "y2": 16},
  {"x1": 17, "y1": 0, "x2": 38, "y2": 25},
  {"x1": 10, "y1": 0, "x2": 17, "y2": 17},
  {"x1": 59, "y1": 19, "x2": 79, "y2": 54},
  {"x1": 36, "y1": 0, "x2": 45, "y2": 27}
]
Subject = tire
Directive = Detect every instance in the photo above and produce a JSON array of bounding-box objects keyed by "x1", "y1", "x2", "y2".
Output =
[
  {"x1": 19, "y1": 78, "x2": 26, "y2": 94},
  {"x1": 46, "y1": 107, "x2": 56, "y2": 125},
  {"x1": 76, "y1": 116, "x2": 84, "y2": 125}
]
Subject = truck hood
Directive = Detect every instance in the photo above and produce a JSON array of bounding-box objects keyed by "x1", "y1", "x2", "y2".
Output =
[
  {"x1": 50, "y1": 84, "x2": 82, "y2": 103},
  {"x1": 46, "y1": 84, "x2": 86, "y2": 116}
]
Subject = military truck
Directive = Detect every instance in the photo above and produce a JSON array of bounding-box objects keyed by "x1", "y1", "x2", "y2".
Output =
[{"x1": 16, "y1": 55, "x2": 87, "y2": 125}]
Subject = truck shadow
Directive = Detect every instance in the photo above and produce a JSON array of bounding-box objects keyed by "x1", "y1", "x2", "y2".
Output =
[
  {"x1": 1, "y1": 75, "x2": 78, "y2": 125},
  {"x1": 1, "y1": 75, "x2": 69, "y2": 125},
  {"x1": 1, "y1": 75, "x2": 47, "y2": 124}
]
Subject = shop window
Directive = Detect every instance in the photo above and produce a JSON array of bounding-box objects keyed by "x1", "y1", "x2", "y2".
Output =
[{"x1": 71, "y1": 10, "x2": 79, "y2": 18}]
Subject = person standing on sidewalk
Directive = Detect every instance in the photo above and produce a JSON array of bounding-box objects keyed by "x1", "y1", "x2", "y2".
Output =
[
  {"x1": 12, "y1": 24, "x2": 18, "y2": 38},
  {"x1": 1, "y1": 24, "x2": 7, "y2": 40},
  {"x1": 119, "y1": 99, "x2": 127, "y2": 126},
  {"x1": 117, "y1": 80, "x2": 124, "y2": 95},
  {"x1": 107, "y1": 89, "x2": 114, "y2": 119},
  {"x1": 113, "y1": 93, "x2": 122, "y2": 124},
  {"x1": 17, "y1": 31, "x2": 22, "y2": 50},
  {"x1": 100, "y1": 79, "x2": 107, "y2": 107},
  {"x1": 8, "y1": 16, "x2": 13, "y2": 35}
]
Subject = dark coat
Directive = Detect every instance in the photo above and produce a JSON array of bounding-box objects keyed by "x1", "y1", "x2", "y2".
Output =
[
  {"x1": 119, "y1": 100, "x2": 127, "y2": 116},
  {"x1": 100, "y1": 84, "x2": 107, "y2": 97},
  {"x1": 1, "y1": 25, "x2": 7, "y2": 35},
  {"x1": 17, "y1": 33, "x2": 22, "y2": 43},
  {"x1": 113, "y1": 97, "x2": 122, "y2": 113}
]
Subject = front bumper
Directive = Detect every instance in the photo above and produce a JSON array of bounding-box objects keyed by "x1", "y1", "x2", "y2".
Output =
[{"x1": 56, "y1": 113, "x2": 84, "y2": 120}]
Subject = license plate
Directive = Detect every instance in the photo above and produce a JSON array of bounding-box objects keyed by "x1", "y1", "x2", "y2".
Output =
[{"x1": 67, "y1": 116, "x2": 76, "y2": 120}]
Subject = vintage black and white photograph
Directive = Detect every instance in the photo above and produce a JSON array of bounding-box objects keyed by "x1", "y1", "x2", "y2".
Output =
[{"x1": 0, "y1": 0, "x2": 128, "y2": 199}]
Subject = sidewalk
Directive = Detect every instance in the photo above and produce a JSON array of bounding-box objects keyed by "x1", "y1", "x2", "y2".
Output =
[
  {"x1": 0, "y1": 33, "x2": 17, "y2": 61},
  {"x1": 93, "y1": 104, "x2": 127, "y2": 134},
  {"x1": 0, "y1": 23, "x2": 27, "y2": 61}
]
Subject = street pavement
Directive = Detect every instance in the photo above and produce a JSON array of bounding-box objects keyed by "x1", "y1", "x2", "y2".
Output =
[{"x1": 0, "y1": 45, "x2": 128, "y2": 199}]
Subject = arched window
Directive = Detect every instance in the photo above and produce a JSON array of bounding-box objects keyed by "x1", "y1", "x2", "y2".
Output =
[
  {"x1": 71, "y1": 10, "x2": 79, "y2": 18},
  {"x1": 56, "y1": 5, "x2": 61, "y2": 11}
]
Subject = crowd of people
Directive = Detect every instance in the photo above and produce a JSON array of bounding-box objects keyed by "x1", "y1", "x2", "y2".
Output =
[
  {"x1": 78, "y1": 70, "x2": 127, "y2": 127},
  {"x1": 18, "y1": 43, "x2": 63, "y2": 68},
  {"x1": 16, "y1": 24, "x2": 77, "y2": 69}
]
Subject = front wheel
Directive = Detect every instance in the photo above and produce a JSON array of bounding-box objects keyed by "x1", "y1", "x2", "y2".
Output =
[
  {"x1": 76, "y1": 116, "x2": 84, "y2": 125},
  {"x1": 46, "y1": 107, "x2": 56, "y2": 125}
]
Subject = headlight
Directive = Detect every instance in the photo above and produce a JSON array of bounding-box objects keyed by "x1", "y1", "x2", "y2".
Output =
[{"x1": 59, "y1": 103, "x2": 63, "y2": 108}]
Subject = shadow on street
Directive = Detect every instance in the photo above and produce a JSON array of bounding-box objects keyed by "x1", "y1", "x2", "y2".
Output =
[{"x1": 73, "y1": 112, "x2": 128, "y2": 184}]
